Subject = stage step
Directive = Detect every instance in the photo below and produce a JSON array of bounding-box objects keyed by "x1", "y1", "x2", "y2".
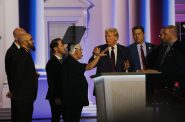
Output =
[{"x1": 0, "y1": 108, "x2": 11, "y2": 120}]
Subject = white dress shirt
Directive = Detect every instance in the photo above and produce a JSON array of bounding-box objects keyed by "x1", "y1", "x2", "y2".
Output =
[
  {"x1": 15, "y1": 42, "x2": 20, "y2": 49},
  {"x1": 54, "y1": 54, "x2": 62, "y2": 60}
]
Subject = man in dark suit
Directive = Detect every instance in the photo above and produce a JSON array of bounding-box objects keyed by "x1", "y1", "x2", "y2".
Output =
[
  {"x1": 61, "y1": 44, "x2": 107, "y2": 122},
  {"x1": 4, "y1": 28, "x2": 26, "y2": 121},
  {"x1": 89, "y1": 27, "x2": 133, "y2": 74},
  {"x1": 5, "y1": 28, "x2": 26, "y2": 97},
  {"x1": 147, "y1": 25, "x2": 185, "y2": 122},
  {"x1": 128, "y1": 25, "x2": 155, "y2": 71},
  {"x1": 147, "y1": 25, "x2": 185, "y2": 76},
  {"x1": 147, "y1": 25, "x2": 185, "y2": 99},
  {"x1": 11, "y1": 33, "x2": 38, "y2": 122},
  {"x1": 45, "y1": 38, "x2": 67, "y2": 122}
]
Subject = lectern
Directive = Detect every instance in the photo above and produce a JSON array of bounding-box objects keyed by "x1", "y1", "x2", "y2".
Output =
[{"x1": 91, "y1": 72, "x2": 161, "y2": 122}]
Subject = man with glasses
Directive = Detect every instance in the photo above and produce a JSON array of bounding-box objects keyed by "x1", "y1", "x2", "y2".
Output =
[
  {"x1": 147, "y1": 25, "x2": 185, "y2": 122},
  {"x1": 61, "y1": 44, "x2": 108, "y2": 122},
  {"x1": 147, "y1": 25, "x2": 185, "y2": 74},
  {"x1": 158, "y1": 27, "x2": 166, "y2": 42}
]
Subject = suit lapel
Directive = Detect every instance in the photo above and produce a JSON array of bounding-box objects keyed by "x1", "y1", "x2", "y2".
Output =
[
  {"x1": 146, "y1": 43, "x2": 150, "y2": 55},
  {"x1": 146, "y1": 42, "x2": 154, "y2": 55},
  {"x1": 133, "y1": 44, "x2": 141, "y2": 69},
  {"x1": 116, "y1": 44, "x2": 124, "y2": 70},
  {"x1": 52, "y1": 55, "x2": 62, "y2": 65}
]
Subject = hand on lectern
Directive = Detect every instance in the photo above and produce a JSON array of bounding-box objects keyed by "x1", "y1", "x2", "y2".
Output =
[
  {"x1": 137, "y1": 69, "x2": 159, "y2": 73},
  {"x1": 6, "y1": 91, "x2": 13, "y2": 99},
  {"x1": 123, "y1": 59, "x2": 130, "y2": 72}
]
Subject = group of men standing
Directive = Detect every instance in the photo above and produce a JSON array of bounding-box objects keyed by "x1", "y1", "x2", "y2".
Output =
[
  {"x1": 46, "y1": 38, "x2": 107, "y2": 122},
  {"x1": 4, "y1": 24, "x2": 185, "y2": 122}
]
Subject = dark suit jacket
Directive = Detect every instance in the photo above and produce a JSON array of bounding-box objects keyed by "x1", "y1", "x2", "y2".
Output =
[
  {"x1": 5, "y1": 42, "x2": 19, "y2": 92},
  {"x1": 128, "y1": 42, "x2": 156, "y2": 71},
  {"x1": 45, "y1": 55, "x2": 63, "y2": 100},
  {"x1": 147, "y1": 40, "x2": 185, "y2": 79},
  {"x1": 11, "y1": 47, "x2": 38, "y2": 102},
  {"x1": 147, "y1": 41, "x2": 185, "y2": 100},
  {"x1": 61, "y1": 55, "x2": 89, "y2": 107},
  {"x1": 89, "y1": 43, "x2": 133, "y2": 74}
]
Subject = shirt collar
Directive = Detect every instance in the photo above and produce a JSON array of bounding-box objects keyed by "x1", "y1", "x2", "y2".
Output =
[
  {"x1": 108, "y1": 44, "x2": 117, "y2": 50},
  {"x1": 14, "y1": 42, "x2": 20, "y2": 49},
  {"x1": 137, "y1": 42, "x2": 146, "y2": 47},
  {"x1": 54, "y1": 54, "x2": 62, "y2": 60},
  {"x1": 163, "y1": 42, "x2": 175, "y2": 47}
]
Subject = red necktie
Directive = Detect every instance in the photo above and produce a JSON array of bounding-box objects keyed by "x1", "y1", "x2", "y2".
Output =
[
  {"x1": 140, "y1": 45, "x2": 147, "y2": 70},
  {"x1": 111, "y1": 47, "x2": 116, "y2": 72}
]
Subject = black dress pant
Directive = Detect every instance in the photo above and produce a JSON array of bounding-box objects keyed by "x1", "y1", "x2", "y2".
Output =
[
  {"x1": 62, "y1": 107, "x2": 83, "y2": 122},
  {"x1": 11, "y1": 99, "x2": 16, "y2": 122},
  {"x1": 14, "y1": 100, "x2": 34, "y2": 122},
  {"x1": 49, "y1": 99, "x2": 62, "y2": 122}
]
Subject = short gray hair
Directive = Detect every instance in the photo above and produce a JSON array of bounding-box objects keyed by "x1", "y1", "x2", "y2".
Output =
[{"x1": 69, "y1": 44, "x2": 81, "y2": 54}]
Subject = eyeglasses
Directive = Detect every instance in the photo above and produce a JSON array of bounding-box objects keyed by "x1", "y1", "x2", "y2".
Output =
[{"x1": 158, "y1": 34, "x2": 164, "y2": 38}]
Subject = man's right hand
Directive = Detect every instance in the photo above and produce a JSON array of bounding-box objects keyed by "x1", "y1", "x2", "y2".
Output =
[
  {"x1": 6, "y1": 91, "x2": 13, "y2": 99},
  {"x1": 55, "y1": 98, "x2": 62, "y2": 105},
  {"x1": 123, "y1": 59, "x2": 130, "y2": 72}
]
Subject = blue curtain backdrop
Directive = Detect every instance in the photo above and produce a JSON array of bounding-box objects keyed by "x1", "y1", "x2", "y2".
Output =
[
  {"x1": 19, "y1": 0, "x2": 36, "y2": 60},
  {"x1": 19, "y1": 0, "x2": 50, "y2": 119}
]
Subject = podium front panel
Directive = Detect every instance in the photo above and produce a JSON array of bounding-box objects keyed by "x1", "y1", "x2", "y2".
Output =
[{"x1": 93, "y1": 73, "x2": 153, "y2": 122}]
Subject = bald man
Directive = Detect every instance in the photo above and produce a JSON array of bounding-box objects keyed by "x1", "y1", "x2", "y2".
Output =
[
  {"x1": 5, "y1": 28, "x2": 26, "y2": 121},
  {"x1": 5, "y1": 28, "x2": 26, "y2": 96},
  {"x1": 147, "y1": 25, "x2": 185, "y2": 95},
  {"x1": 147, "y1": 25, "x2": 185, "y2": 74},
  {"x1": 147, "y1": 25, "x2": 185, "y2": 122},
  {"x1": 11, "y1": 33, "x2": 38, "y2": 122}
]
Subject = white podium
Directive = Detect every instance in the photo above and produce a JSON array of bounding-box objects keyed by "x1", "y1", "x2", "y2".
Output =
[{"x1": 91, "y1": 72, "x2": 160, "y2": 122}]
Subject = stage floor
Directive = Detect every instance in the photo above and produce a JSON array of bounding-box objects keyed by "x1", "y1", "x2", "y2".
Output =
[{"x1": 0, "y1": 118, "x2": 97, "y2": 122}]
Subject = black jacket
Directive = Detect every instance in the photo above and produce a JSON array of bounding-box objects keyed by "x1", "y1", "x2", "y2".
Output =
[
  {"x1": 45, "y1": 55, "x2": 63, "y2": 100},
  {"x1": 147, "y1": 40, "x2": 185, "y2": 80},
  {"x1": 5, "y1": 42, "x2": 19, "y2": 92},
  {"x1": 61, "y1": 55, "x2": 89, "y2": 107},
  {"x1": 11, "y1": 47, "x2": 38, "y2": 102}
]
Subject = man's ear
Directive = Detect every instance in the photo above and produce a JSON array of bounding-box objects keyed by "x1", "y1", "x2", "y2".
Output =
[
  {"x1": 116, "y1": 37, "x2": 118, "y2": 41},
  {"x1": 54, "y1": 47, "x2": 58, "y2": 52}
]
